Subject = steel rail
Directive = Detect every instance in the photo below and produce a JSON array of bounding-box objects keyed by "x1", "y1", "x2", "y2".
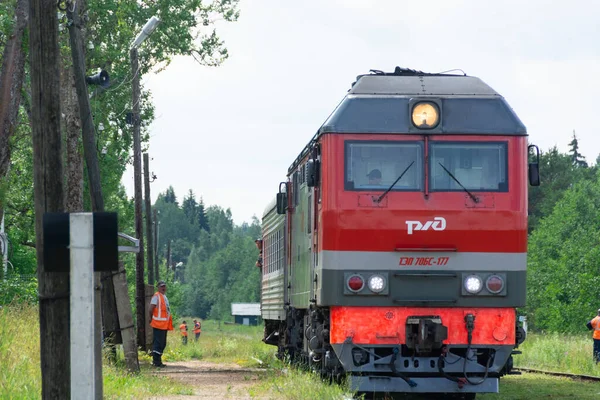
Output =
[{"x1": 513, "y1": 367, "x2": 600, "y2": 382}]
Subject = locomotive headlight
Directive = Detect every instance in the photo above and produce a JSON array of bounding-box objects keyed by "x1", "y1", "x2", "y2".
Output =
[
  {"x1": 464, "y1": 275, "x2": 483, "y2": 294},
  {"x1": 368, "y1": 274, "x2": 386, "y2": 293},
  {"x1": 411, "y1": 102, "x2": 439, "y2": 129}
]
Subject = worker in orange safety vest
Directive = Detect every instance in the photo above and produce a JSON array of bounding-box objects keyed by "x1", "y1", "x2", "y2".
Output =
[
  {"x1": 179, "y1": 320, "x2": 188, "y2": 345},
  {"x1": 587, "y1": 308, "x2": 600, "y2": 364},
  {"x1": 149, "y1": 281, "x2": 174, "y2": 367},
  {"x1": 193, "y1": 319, "x2": 202, "y2": 342}
]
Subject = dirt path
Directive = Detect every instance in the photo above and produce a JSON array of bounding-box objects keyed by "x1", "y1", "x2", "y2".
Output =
[{"x1": 145, "y1": 360, "x2": 269, "y2": 400}]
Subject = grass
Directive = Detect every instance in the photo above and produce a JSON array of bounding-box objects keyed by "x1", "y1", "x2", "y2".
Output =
[
  {"x1": 3, "y1": 306, "x2": 599, "y2": 400},
  {"x1": 480, "y1": 373, "x2": 600, "y2": 399},
  {"x1": 154, "y1": 319, "x2": 277, "y2": 367},
  {"x1": 0, "y1": 303, "x2": 40, "y2": 399},
  {"x1": 103, "y1": 363, "x2": 193, "y2": 400},
  {"x1": 0, "y1": 303, "x2": 192, "y2": 400},
  {"x1": 514, "y1": 332, "x2": 600, "y2": 377},
  {"x1": 249, "y1": 366, "x2": 355, "y2": 400}
]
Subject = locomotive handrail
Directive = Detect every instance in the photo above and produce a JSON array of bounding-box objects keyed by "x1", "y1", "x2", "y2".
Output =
[
  {"x1": 394, "y1": 272, "x2": 457, "y2": 278},
  {"x1": 394, "y1": 247, "x2": 457, "y2": 252},
  {"x1": 394, "y1": 299, "x2": 457, "y2": 304}
]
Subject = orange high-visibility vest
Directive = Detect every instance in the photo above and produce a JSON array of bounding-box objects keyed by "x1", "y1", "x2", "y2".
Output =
[
  {"x1": 179, "y1": 323, "x2": 188, "y2": 336},
  {"x1": 193, "y1": 322, "x2": 201, "y2": 334},
  {"x1": 592, "y1": 316, "x2": 600, "y2": 340},
  {"x1": 150, "y1": 292, "x2": 173, "y2": 331}
]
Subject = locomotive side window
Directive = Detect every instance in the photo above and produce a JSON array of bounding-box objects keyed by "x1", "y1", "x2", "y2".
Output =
[
  {"x1": 263, "y1": 228, "x2": 285, "y2": 274},
  {"x1": 344, "y1": 141, "x2": 423, "y2": 191},
  {"x1": 429, "y1": 142, "x2": 508, "y2": 192}
]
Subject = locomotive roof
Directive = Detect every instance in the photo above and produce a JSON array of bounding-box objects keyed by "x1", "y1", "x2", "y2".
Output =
[
  {"x1": 349, "y1": 74, "x2": 499, "y2": 96},
  {"x1": 287, "y1": 68, "x2": 526, "y2": 174}
]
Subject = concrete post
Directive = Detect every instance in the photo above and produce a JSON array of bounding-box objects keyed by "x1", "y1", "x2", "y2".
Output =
[{"x1": 69, "y1": 213, "x2": 98, "y2": 399}]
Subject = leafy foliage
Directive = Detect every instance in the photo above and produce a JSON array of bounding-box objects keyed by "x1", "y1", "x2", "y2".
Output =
[
  {"x1": 527, "y1": 177, "x2": 600, "y2": 332},
  {"x1": 0, "y1": 275, "x2": 37, "y2": 304},
  {"x1": 527, "y1": 145, "x2": 596, "y2": 231},
  {"x1": 154, "y1": 187, "x2": 261, "y2": 320},
  {"x1": 0, "y1": 0, "x2": 239, "y2": 289}
]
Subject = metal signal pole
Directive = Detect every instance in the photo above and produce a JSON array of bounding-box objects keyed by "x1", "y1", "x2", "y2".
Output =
[{"x1": 130, "y1": 16, "x2": 160, "y2": 350}]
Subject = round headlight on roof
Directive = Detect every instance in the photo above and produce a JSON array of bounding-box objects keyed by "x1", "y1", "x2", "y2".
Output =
[
  {"x1": 411, "y1": 102, "x2": 440, "y2": 129},
  {"x1": 464, "y1": 275, "x2": 483, "y2": 294}
]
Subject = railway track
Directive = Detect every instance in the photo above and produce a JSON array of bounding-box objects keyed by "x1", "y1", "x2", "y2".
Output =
[{"x1": 513, "y1": 367, "x2": 600, "y2": 382}]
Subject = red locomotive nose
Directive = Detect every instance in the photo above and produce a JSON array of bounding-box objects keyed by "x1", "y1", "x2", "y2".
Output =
[{"x1": 347, "y1": 275, "x2": 365, "y2": 292}]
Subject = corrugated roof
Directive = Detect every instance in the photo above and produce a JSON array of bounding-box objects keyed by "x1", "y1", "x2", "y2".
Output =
[{"x1": 231, "y1": 303, "x2": 261, "y2": 316}]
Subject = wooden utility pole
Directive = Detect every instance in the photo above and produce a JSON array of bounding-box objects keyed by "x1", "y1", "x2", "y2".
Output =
[
  {"x1": 66, "y1": 4, "x2": 103, "y2": 212},
  {"x1": 154, "y1": 208, "x2": 159, "y2": 281},
  {"x1": 0, "y1": 0, "x2": 28, "y2": 221},
  {"x1": 29, "y1": 0, "x2": 69, "y2": 397},
  {"x1": 131, "y1": 47, "x2": 146, "y2": 349},
  {"x1": 66, "y1": 2, "x2": 122, "y2": 379},
  {"x1": 112, "y1": 262, "x2": 140, "y2": 373},
  {"x1": 144, "y1": 153, "x2": 154, "y2": 285}
]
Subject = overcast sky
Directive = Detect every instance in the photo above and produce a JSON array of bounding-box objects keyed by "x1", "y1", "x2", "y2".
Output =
[{"x1": 121, "y1": 0, "x2": 600, "y2": 225}]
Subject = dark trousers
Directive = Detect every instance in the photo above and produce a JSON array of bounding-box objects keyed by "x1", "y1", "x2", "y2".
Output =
[
  {"x1": 152, "y1": 328, "x2": 168, "y2": 365},
  {"x1": 195, "y1": 333, "x2": 200, "y2": 341},
  {"x1": 181, "y1": 335, "x2": 188, "y2": 345},
  {"x1": 594, "y1": 339, "x2": 600, "y2": 363}
]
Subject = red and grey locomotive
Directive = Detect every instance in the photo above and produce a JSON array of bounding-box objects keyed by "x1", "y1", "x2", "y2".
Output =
[{"x1": 259, "y1": 67, "x2": 539, "y2": 397}]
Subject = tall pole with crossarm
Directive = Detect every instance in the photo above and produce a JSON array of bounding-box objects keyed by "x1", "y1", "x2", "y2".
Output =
[{"x1": 131, "y1": 16, "x2": 160, "y2": 350}]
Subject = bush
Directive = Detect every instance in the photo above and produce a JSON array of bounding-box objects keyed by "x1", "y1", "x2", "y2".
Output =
[{"x1": 0, "y1": 275, "x2": 37, "y2": 305}]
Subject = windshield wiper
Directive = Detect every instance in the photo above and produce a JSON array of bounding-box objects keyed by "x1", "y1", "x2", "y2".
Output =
[
  {"x1": 375, "y1": 161, "x2": 414, "y2": 203},
  {"x1": 437, "y1": 162, "x2": 479, "y2": 203}
]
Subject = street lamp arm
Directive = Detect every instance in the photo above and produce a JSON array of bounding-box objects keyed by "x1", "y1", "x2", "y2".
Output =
[{"x1": 130, "y1": 16, "x2": 161, "y2": 50}]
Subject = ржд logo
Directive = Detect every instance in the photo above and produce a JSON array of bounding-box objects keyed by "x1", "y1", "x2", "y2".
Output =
[{"x1": 405, "y1": 217, "x2": 446, "y2": 235}]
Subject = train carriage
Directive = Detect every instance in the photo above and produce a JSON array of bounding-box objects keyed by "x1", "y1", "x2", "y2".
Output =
[{"x1": 259, "y1": 67, "x2": 539, "y2": 398}]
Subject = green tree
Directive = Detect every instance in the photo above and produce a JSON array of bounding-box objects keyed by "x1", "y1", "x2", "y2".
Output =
[
  {"x1": 197, "y1": 197, "x2": 210, "y2": 232},
  {"x1": 568, "y1": 130, "x2": 588, "y2": 168},
  {"x1": 527, "y1": 176, "x2": 600, "y2": 332},
  {"x1": 182, "y1": 189, "x2": 198, "y2": 225},
  {"x1": 528, "y1": 146, "x2": 589, "y2": 231},
  {"x1": 0, "y1": 0, "x2": 241, "y2": 301},
  {"x1": 173, "y1": 204, "x2": 261, "y2": 319},
  {"x1": 164, "y1": 186, "x2": 178, "y2": 205}
]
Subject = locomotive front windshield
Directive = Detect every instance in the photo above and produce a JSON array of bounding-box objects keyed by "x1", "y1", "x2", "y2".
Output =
[
  {"x1": 430, "y1": 142, "x2": 508, "y2": 192},
  {"x1": 344, "y1": 140, "x2": 508, "y2": 192},
  {"x1": 345, "y1": 141, "x2": 423, "y2": 191}
]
